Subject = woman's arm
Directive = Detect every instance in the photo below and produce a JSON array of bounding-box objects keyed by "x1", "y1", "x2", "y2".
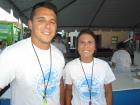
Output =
[
  {"x1": 104, "y1": 83, "x2": 113, "y2": 105},
  {"x1": 65, "y1": 84, "x2": 72, "y2": 105},
  {"x1": 60, "y1": 77, "x2": 65, "y2": 105}
]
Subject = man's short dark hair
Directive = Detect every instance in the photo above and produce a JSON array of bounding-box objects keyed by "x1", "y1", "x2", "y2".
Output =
[{"x1": 30, "y1": 1, "x2": 57, "y2": 20}]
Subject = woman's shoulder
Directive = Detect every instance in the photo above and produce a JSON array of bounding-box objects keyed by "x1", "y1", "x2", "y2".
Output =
[
  {"x1": 94, "y1": 57, "x2": 109, "y2": 65},
  {"x1": 65, "y1": 58, "x2": 80, "y2": 66}
]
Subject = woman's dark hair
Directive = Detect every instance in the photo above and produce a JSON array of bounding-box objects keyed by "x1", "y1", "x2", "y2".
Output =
[
  {"x1": 75, "y1": 29, "x2": 96, "y2": 57},
  {"x1": 30, "y1": 2, "x2": 57, "y2": 20},
  {"x1": 76, "y1": 29, "x2": 96, "y2": 47}
]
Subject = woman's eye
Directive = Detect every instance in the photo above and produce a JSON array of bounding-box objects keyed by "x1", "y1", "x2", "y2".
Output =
[
  {"x1": 89, "y1": 41, "x2": 93, "y2": 44},
  {"x1": 79, "y1": 41, "x2": 84, "y2": 44}
]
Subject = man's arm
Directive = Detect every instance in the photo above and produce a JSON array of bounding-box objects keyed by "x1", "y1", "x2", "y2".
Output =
[
  {"x1": 65, "y1": 84, "x2": 72, "y2": 105},
  {"x1": 60, "y1": 77, "x2": 65, "y2": 105},
  {"x1": 104, "y1": 83, "x2": 113, "y2": 105}
]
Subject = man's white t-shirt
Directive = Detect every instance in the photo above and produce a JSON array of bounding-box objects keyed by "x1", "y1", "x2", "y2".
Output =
[
  {"x1": 0, "y1": 38, "x2": 65, "y2": 105},
  {"x1": 64, "y1": 58, "x2": 116, "y2": 105}
]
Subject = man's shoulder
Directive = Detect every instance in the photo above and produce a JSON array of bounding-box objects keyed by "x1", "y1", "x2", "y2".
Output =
[{"x1": 1, "y1": 38, "x2": 31, "y2": 55}]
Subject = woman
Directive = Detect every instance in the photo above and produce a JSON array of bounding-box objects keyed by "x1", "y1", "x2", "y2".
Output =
[{"x1": 64, "y1": 29, "x2": 116, "y2": 105}]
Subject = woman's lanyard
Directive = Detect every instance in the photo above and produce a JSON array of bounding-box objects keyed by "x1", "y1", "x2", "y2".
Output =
[
  {"x1": 80, "y1": 58, "x2": 94, "y2": 105},
  {"x1": 32, "y1": 43, "x2": 52, "y2": 105}
]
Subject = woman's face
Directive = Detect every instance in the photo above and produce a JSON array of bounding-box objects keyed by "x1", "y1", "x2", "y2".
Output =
[{"x1": 78, "y1": 33, "x2": 96, "y2": 61}]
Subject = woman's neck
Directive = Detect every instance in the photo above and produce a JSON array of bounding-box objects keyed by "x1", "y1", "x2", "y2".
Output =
[{"x1": 80, "y1": 56, "x2": 93, "y2": 63}]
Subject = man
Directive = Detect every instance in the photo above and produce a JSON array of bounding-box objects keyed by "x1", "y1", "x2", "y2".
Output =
[{"x1": 0, "y1": 2, "x2": 65, "y2": 105}]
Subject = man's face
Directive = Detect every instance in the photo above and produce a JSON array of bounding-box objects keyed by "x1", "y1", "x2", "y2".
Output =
[{"x1": 28, "y1": 7, "x2": 57, "y2": 48}]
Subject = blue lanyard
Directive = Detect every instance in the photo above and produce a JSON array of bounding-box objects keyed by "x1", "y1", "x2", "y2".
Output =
[
  {"x1": 32, "y1": 43, "x2": 52, "y2": 105},
  {"x1": 80, "y1": 59, "x2": 94, "y2": 105}
]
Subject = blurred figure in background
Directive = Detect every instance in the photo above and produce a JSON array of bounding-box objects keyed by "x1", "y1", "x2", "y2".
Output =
[
  {"x1": 111, "y1": 41, "x2": 132, "y2": 74},
  {"x1": 0, "y1": 41, "x2": 5, "y2": 53},
  {"x1": 126, "y1": 43, "x2": 134, "y2": 65},
  {"x1": 52, "y1": 33, "x2": 66, "y2": 55}
]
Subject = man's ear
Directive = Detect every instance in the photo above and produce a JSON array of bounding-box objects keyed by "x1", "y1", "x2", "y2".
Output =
[{"x1": 28, "y1": 20, "x2": 32, "y2": 30}]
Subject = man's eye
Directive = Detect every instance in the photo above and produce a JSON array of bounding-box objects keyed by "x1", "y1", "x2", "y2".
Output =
[
  {"x1": 38, "y1": 19, "x2": 44, "y2": 22},
  {"x1": 50, "y1": 21, "x2": 56, "y2": 25}
]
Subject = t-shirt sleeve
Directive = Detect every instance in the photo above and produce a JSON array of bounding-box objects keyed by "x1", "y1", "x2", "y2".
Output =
[
  {"x1": 104, "y1": 63, "x2": 116, "y2": 84},
  {"x1": 63, "y1": 63, "x2": 72, "y2": 85}
]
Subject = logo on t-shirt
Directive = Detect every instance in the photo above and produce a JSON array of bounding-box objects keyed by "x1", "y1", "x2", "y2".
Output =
[
  {"x1": 37, "y1": 69, "x2": 58, "y2": 97},
  {"x1": 78, "y1": 76, "x2": 101, "y2": 102}
]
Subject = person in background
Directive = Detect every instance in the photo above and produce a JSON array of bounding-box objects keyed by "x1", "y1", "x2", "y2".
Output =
[
  {"x1": 52, "y1": 33, "x2": 66, "y2": 55},
  {"x1": 126, "y1": 42, "x2": 134, "y2": 65},
  {"x1": 111, "y1": 41, "x2": 132, "y2": 74},
  {"x1": 64, "y1": 29, "x2": 116, "y2": 105},
  {"x1": 0, "y1": 41, "x2": 3, "y2": 53},
  {"x1": 0, "y1": 41, "x2": 5, "y2": 53},
  {"x1": 0, "y1": 2, "x2": 65, "y2": 105}
]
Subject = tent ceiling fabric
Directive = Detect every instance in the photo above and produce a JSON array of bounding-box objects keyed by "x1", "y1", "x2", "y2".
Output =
[{"x1": 7, "y1": 0, "x2": 140, "y2": 31}]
